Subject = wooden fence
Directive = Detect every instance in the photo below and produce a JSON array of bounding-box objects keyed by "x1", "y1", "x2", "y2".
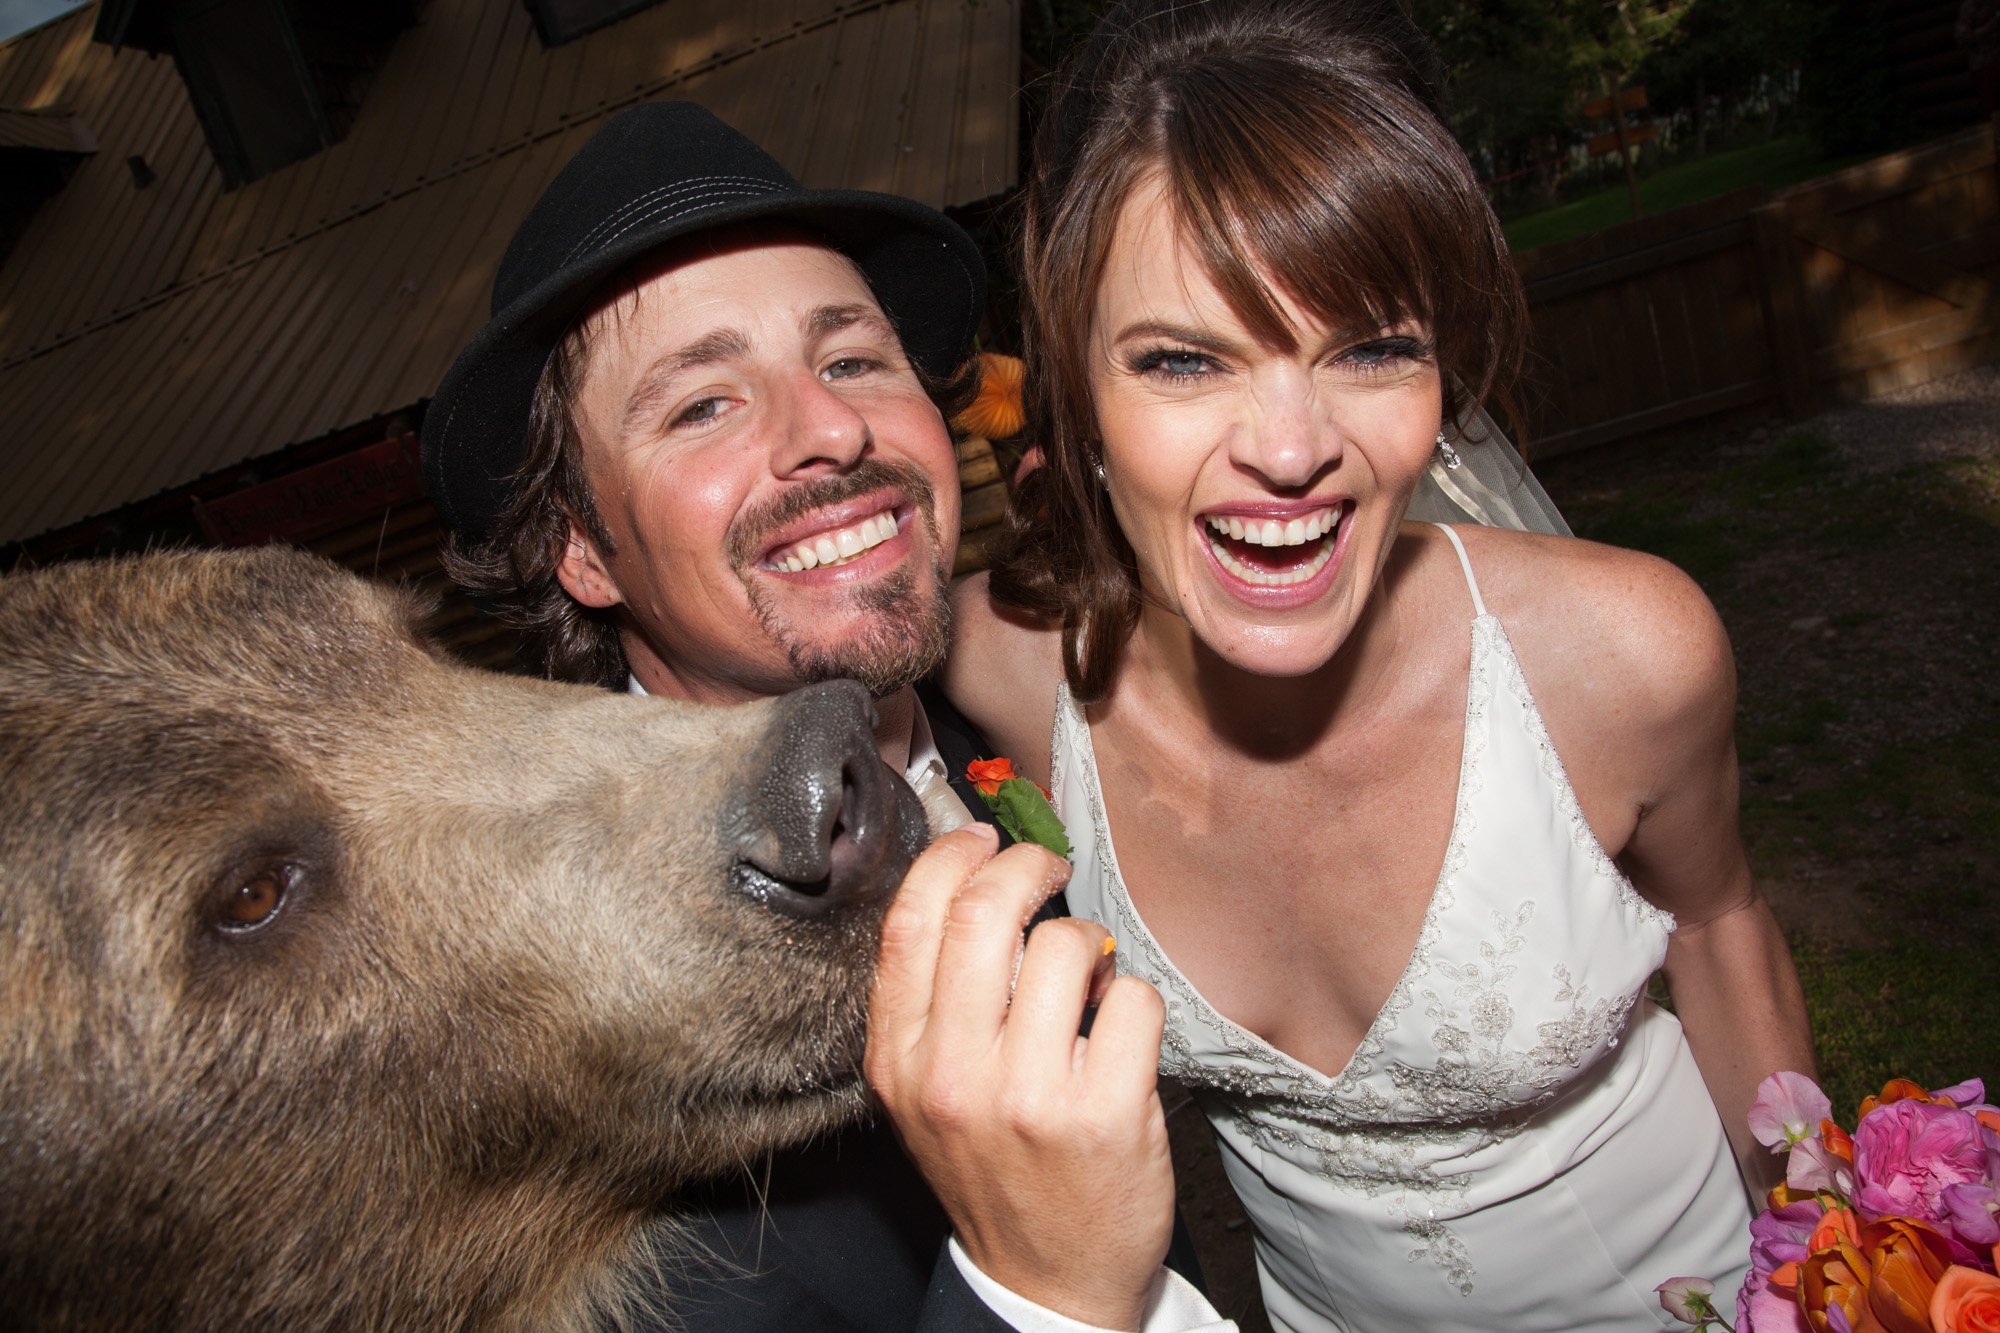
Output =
[{"x1": 1516, "y1": 119, "x2": 2000, "y2": 457}]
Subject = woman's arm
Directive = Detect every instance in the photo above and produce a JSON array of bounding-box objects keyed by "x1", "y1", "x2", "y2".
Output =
[
  {"x1": 1483, "y1": 530, "x2": 1816, "y2": 1190},
  {"x1": 1583, "y1": 548, "x2": 1815, "y2": 1188},
  {"x1": 1615, "y1": 605, "x2": 1814, "y2": 1188},
  {"x1": 942, "y1": 572, "x2": 1066, "y2": 786},
  {"x1": 1662, "y1": 892, "x2": 1813, "y2": 1190}
]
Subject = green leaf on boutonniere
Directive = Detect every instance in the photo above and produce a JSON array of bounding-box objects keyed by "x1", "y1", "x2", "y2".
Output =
[{"x1": 964, "y1": 759, "x2": 1072, "y2": 857}]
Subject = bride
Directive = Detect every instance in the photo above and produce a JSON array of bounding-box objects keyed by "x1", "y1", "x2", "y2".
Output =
[{"x1": 943, "y1": 0, "x2": 1814, "y2": 1327}]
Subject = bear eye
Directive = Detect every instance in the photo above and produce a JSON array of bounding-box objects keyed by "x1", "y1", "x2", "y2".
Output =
[{"x1": 218, "y1": 866, "x2": 293, "y2": 931}]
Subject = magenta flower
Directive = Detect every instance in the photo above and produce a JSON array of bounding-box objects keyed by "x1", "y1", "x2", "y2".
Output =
[
  {"x1": 1739, "y1": 1280, "x2": 1811, "y2": 1333},
  {"x1": 1931, "y1": 1078, "x2": 1989, "y2": 1108},
  {"x1": 1852, "y1": 1098, "x2": 1992, "y2": 1225},
  {"x1": 1940, "y1": 1181, "x2": 2000, "y2": 1248},
  {"x1": 1749, "y1": 1071, "x2": 1834, "y2": 1151},
  {"x1": 1750, "y1": 1199, "x2": 1823, "y2": 1274},
  {"x1": 1737, "y1": 1200, "x2": 1822, "y2": 1333}
]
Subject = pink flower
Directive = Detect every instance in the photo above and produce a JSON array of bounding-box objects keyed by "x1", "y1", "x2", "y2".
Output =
[
  {"x1": 1752, "y1": 1199, "x2": 1826, "y2": 1272},
  {"x1": 1739, "y1": 1280, "x2": 1812, "y2": 1333},
  {"x1": 1751, "y1": 1071, "x2": 1836, "y2": 1151},
  {"x1": 1854, "y1": 1099, "x2": 1995, "y2": 1227},
  {"x1": 1738, "y1": 1200, "x2": 1823, "y2": 1332},
  {"x1": 1790, "y1": 1136, "x2": 1857, "y2": 1197},
  {"x1": 1940, "y1": 1183, "x2": 2000, "y2": 1249},
  {"x1": 1934, "y1": 1079, "x2": 1990, "y2": 1109},
  {"x1": 1657, "y1": 1276, "x2": 1717, "y2": 1324}
]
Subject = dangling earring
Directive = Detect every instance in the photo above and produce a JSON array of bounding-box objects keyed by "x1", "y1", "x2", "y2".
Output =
[
  {"x1": 1436, "y1": 430, "x2": 1463, "y2": 471},
  {"x1": 1094, "y1": 460, "x2": 1109, "y2": 488}
]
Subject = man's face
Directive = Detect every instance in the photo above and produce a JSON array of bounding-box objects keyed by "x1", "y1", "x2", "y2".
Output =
[{"x1": 559, "y1": 231, "x2": 962, "y2": 703}]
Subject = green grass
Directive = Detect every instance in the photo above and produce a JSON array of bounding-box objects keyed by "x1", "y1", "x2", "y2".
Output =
[
  {"x1": 1550, "y1": 425, "x2": 2000, "y2": 1116},
  {"x1": 1797, "y1": 940, "x2": 2000, "y2": 1125},
  {"x1": 1503, "y1": 137, "x2": 1876, "y2": 254}
]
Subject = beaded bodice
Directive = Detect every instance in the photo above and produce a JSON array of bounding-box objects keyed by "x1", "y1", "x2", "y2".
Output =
[{"x1": 1048, "y1": 563, "x2": 1678, "y2": 1297}]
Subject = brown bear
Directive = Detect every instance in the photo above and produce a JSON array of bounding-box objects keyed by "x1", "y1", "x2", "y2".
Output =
[{"x1": 0, "y1": 546, "x2": 929, "y2": 1332}]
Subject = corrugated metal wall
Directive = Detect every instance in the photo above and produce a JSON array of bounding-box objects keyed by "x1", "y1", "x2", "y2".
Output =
[{"x1": 0, "y1": 0, "x2": 1019, "y2": 545}]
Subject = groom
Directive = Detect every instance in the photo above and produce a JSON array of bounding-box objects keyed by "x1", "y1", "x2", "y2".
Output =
[{"x1": 424, "y1": 103, "x2": 1223, "y2": 1331}]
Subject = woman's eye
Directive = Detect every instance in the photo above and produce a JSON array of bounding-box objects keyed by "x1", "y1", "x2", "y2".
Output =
[
  {"x1": 823, "y1": 357, "x2": 871, "y2": 381},
  {"x1": 1136, "y1": 349, "x2": 1216, "y2": 380},
  {"x1": 219, "y1": 867, "x2": 291, "y2": 931},
  {"x1": 1337, "y1": 337, "x2": 1431, "y2": 370}
]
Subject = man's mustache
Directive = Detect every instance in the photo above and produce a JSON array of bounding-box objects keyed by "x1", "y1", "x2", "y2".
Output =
[{"x1": 726, "y1": 459, "x2": 940, "y2": 571}]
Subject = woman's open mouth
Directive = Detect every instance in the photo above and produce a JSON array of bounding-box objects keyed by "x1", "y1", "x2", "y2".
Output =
[{"x1": 1200, "y1": 503, "x2": 1346, "y2": 591}]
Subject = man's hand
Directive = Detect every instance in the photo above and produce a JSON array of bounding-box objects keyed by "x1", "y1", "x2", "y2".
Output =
[{"x1": 867, "y1": 824, "x2": 1175, "y2": 1332}]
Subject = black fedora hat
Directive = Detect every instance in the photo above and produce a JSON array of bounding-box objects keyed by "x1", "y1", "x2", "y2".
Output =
[{"x1": 424, "y1": 101, "x2": 985, "y2": 540}]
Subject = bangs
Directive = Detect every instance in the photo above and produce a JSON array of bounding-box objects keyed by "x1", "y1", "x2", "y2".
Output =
[
  {"x1": 1150, "y1": 54, "x2": 1508, "y2": 388},
  {"x1": 998, "y1": 0, "x2": 1528, "y2": 704}
]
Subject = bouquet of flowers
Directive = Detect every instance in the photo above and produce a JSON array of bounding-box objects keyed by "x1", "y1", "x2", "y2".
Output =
[{"x1": 1659, "y1": 1072, "x2": 2000, "y2": 1333}]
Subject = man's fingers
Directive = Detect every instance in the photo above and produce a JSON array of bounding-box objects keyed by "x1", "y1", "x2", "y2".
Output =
[
  {"x1": 924, "y1": 842, "x2": 1073, "y2": 1053},
  {"x1": 867, "y1": 825, "x2": 998, "y2": 1069},
  {"x1": 1005, "y1": 918, "x2": 1112, "y2": 1082},
  {"x1": 1078, "y1": 974, "x2": 1167, "y2": 1096}
]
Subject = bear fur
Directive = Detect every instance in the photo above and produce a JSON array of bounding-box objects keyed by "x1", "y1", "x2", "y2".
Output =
[{"x1": 0, "y1": 547, "x2": 923, "y2": 1332}]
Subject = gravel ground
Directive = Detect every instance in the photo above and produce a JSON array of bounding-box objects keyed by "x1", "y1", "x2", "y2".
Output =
[
  {"x1": 1166, "y1": 361, "x2": 2000, "y2": 1329},
  {"x1": 1813, "y1": 361, "x2": 2000, "y2": 473}
]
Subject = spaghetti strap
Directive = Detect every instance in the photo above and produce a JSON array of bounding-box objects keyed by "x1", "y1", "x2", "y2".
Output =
[{"x1": 1431, "y1": 522, "x2": 1489, "y2": 618}]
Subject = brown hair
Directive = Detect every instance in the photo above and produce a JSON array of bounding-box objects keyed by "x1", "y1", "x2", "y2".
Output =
[
  {"x1": 443, "y1": 235, "x2": 978, "y2": 686},
  {"x1": 990, "y1": 0, "x2": 1528, "y2": 703},
  {"x1": 441, "y1": 323, "x2": 628, "y2": 685}
]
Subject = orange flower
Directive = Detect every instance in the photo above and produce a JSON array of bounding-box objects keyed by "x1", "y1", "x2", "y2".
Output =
[
  {"x1": 966, "y1": 757, "x2": 1018, "y2": 796},
  {"x1": 952, "y1": 352, "x2": 1027, "y2": 441},
  {"x1": 1770, "y1": 1182, "x2": 1819, "y2": 1210},
  {"x1": 1810, "y1": 1207, "x2": 1863, "y2": 1254},
  {"x1": 1860, "y1": 1217, "x2": 1955, "y2": 1333},
  {"x1": 1822, "y1": 1119, "x2": 1856, "y2": 1164},
  {"x1": 1801, "y1": 1237, "x2": 1873, "y2": 1332},
  {"x1": 1933, "y1": 1266, "x2": 2000, "y2": 1333},
  {"x1": 1977, "y1": 1109, "x2": 2000, "y2": 1136},
  {"x1": 1860, "y1": 1079, "x2": 1954, "y2": 1120}
]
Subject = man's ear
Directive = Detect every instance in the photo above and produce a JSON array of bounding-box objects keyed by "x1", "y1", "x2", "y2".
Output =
[{"x1": 556, "y1": 520, "x2": 625, "y2": 609}]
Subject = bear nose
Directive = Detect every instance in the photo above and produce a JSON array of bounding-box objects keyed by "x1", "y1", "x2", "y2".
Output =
[{"x1": 732, "y1": 680, "x2": 929, "y2": 919}]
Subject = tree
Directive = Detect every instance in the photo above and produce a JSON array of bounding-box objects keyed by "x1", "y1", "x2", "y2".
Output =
[{"x1": 1413, "y1": 0, "x2": 1692, "y2": 212}]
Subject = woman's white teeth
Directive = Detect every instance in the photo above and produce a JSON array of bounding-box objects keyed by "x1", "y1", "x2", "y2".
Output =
[
  {"x1": 777, "y1": 511, "x2": 898, "y2": 572},
  {"x1": 1206, "y1": 508, "x2": 1339, "y2": 546},
  {"x1": 1209, "y1": 534, "x2": 1336, "y2": 586}
]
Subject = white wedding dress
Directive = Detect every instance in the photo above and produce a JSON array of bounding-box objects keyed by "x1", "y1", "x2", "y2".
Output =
[{"x1": 1050, "y1": 523, "x2": 1754, "y2": 1331}]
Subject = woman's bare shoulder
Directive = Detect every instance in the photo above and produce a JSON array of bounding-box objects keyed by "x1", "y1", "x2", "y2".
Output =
[
  {"x1": 944, "y1": 572, "x2": 1066, "y2": 781},
  {"x1": 1451, "y1": 525, "x2": 1735, "y2": 738}
]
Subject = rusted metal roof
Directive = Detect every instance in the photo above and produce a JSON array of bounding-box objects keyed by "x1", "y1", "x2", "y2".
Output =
[{"x1": 0, "y1": 0, "x2": 1019, "y2": 545}]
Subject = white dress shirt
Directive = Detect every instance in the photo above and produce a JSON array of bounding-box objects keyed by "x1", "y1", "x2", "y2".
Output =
[
  {"x1": 950, "y1": 1238, "x2": 1236, "y2": 1333},
  {"x1": 625, "y1": 675, "x2": 1234, "y2": 1333}
]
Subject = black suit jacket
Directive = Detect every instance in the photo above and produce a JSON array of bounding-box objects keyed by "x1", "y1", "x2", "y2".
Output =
[{"x1": 622, "y1": 681, "x2": 1199, "y2": 1331}]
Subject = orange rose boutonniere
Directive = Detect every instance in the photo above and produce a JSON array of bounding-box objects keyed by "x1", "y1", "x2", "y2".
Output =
[
  {"x1": 964, "y1": 758, "x2": 1069, "y2": 856},
  {"x1": 966, "y1": 757, "x2": 1019, "y2": 796}
]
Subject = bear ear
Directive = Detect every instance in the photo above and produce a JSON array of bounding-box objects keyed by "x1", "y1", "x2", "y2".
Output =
[{"x1": 379, "y1": 581, "x2": 448, "y2": 659}]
